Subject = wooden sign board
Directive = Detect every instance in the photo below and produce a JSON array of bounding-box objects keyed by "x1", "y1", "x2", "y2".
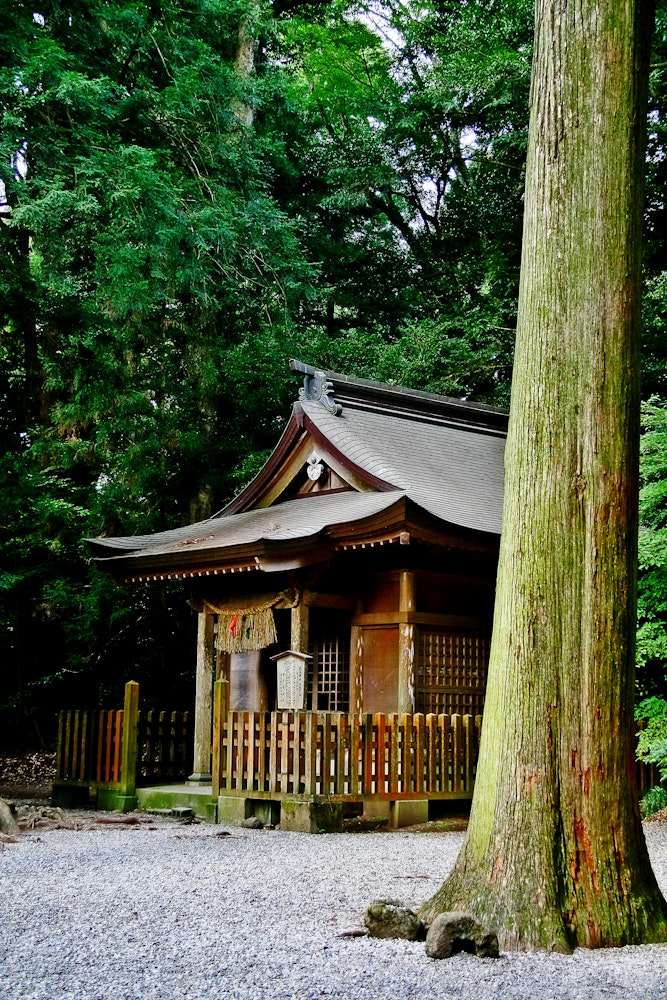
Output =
[{"x1": 271, "y1": 650, "x2": 311, "y2": 710}]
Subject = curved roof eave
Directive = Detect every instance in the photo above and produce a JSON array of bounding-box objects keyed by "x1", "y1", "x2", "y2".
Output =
[{"x1": 91, "y1": 493, "x2": 499, "y2": 585}]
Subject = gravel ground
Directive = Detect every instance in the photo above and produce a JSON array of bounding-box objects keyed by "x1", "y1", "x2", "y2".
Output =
[{"x1": 2, "y1": 816, "x2": 667, "y2": 1000}]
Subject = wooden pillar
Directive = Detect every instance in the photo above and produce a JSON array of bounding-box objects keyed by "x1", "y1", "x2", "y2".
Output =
[
  {"x1": 290, "y1": 602, "x2": 309, "y2": 653},
  {"x1": 398, "y1": 571, "x2": 415, "y2": 715},
  {"x1": 350, "y1": 625, "x2": 363, "y2": 714},
  {"x1": 119, "y1": 680, "x2": 139, "y2": 799},
  {"x1": 211, "y1": 677, "x2": 228, "y2": 800},
  {"x1": 188, "y1": 611, "x2": 215, "y2": 783}
]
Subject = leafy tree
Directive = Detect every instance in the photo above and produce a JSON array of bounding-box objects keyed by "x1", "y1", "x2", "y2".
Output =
[
  {"x1": 3, "y1": 0, "x2": 667, "y2": 752},
  {"x1": 637, "y1": 398, "x2": 667, "y2": 694},
  {"x1": 636, "y1": 696, "x2": 667, "y2": 779},
  {"x1": 269, "y1": 0, "x2": 533, "y2": 404},
  {"x1": 0, "y1": 1, "x2": 314, "y2": 743},
  {"x1": 643, "y1": 1, "x2": 667, "y2": 398}
]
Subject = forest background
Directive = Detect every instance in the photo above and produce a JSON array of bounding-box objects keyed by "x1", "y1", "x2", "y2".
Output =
[{"x1": 2, "y1": 0, "x2": 667, "y2": 752}]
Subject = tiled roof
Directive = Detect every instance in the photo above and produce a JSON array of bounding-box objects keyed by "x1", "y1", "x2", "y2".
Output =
[
  {"x1": 88, "y1": 491, "x2": 406, "y2": 562},
  {"x1": 89, "y1": 363, "x2": 506, "y2": 574},
  {"x1": 300, "y1": 396, "x2": 504, "y2": 534}
]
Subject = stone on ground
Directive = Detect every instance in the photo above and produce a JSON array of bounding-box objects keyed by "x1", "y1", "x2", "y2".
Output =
[
  {"x1": 424, "y1": 911, "x2": 499, "y2": 959},
  {"x1": 364, "y1": 899, "x2": 425, "y2": 940},
  {"x1": 241, "y1": 816, "x2": 264, "y2": 829},
  {"x1": 0, "y1": 797, "x2": 19, "y2": 836}
]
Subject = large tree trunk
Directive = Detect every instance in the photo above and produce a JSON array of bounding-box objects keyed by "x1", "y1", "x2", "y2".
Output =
[
  {"x1": 421, "y1": 0, "x2": 667, "y2": 950},
  {"x1": 233, "y1": 10, "x2": 259, "y2": 128}
]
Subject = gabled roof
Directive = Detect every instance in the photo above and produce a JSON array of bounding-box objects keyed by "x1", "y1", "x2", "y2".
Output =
[{"x1": 89, "y1": 361, "x2": 507, "y2": 582}]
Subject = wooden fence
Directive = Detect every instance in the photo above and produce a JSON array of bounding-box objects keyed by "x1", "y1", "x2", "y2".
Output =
[
  {"x1": 54, "y1": 679, "x2": 661, "y2": 805},
  {"x1": 138, "y1": 710, "x2": 192, "y2": 784},
  {"x1": 212, "y1": 702, "x2": 481, "y2": 801},
  {"x1": 56, "y1": 707, "x2": 125, "y2": 788},
  {"x1": 55, "y1": 681, "x2": 192, "y2": 795}
]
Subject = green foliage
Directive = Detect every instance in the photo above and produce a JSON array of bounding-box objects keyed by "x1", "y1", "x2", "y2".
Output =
[
  {"x1": 638, "y1": 399, "x2": 667, "y2": 695},
  {"x1": 640, "y1": 785, "x2": 667, "y2": 819},
  {"x1": 268, "y1": 0, "x2": 532, "y2": 403},
  {"x1": 3, "y1": 0, "x2": 667, "y2": 746},
  {"x1": 643, "y1": 0, "x2": 667, "y2": 397},
  {"x1": 0, "y1": 0, "x2": 312, "y2": 745},
  {"x1": 636, "y1": 699, "x2": 667, "y2": 801}
]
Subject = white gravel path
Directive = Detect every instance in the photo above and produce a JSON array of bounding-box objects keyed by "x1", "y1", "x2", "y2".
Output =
[{"x1": 2, "y1": 817, "x2": 667, "y2": 1000}]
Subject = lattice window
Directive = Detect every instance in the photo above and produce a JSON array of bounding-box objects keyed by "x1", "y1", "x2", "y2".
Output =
[
  {"x1": 416, "y1": 631, "x2": 489, "y2": 717},
  {"x1": 307, "y1": 634, "x2": 350, "y2": 711}
]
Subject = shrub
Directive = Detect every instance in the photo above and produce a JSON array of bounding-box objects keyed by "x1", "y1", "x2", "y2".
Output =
[
  {"x1": 636, "y1": 696, "x2": 667, "y2": 781},
  {"x1": 640, "y1": 785, "x2": 667, "y2": 819}
]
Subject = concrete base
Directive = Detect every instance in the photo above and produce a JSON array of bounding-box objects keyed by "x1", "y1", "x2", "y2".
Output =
[
  {"x1": 362, "y1": 800, "x2": 391, "y2": 820},
  {"x1": 136, "y1": 784, "x2": 213, "y2": 819},
  {"x1": 216, "y1": 795, "x2": 250, "y2": 825},
  {"x1": 388, "y1": 799, "x2": 429, "y2": 829},
  {"x1": 280, "y1": 799, "x2": 343, "y2": 834},
  {"x1": 187, "y1": 773, "x2": 212, "y2": 785},
  {"x1": 216, "y1": 796, "x2": 281, "y2": 827},
  {"x1": 96, "y1": 788, "x2": 138, "y2": 812}
]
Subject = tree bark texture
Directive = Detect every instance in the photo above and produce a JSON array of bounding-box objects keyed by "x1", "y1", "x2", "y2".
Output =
[
  {"x1": 421, "y1": 0, "x2": 667, "y2": 950},
  {"x1": 233, "y1": 12, "x2": 258, "y2": 128}
]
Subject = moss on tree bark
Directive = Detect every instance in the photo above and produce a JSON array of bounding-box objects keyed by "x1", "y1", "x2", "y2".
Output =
[{"x1": 421, "y1": 0, "x2": 667, "y2": 950}]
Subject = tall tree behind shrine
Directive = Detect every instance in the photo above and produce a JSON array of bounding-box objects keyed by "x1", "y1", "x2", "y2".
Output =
[
  {"x1": 421, "y1": 0, "x2": 667, "y2": 950},
  {"x1": 0, "y1": 0, "x2": 314, "y2": 737},
  {"x1": 0, "y1": 0, "x2": 534, "y2": 741},
  {"x1": 3, "y1": 0, "x2": 667, "y2": 746}
]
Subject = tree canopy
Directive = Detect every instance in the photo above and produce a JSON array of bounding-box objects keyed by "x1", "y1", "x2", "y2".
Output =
[{"x1": 2, "y1": 0, "x2": 667, "y2": 746}]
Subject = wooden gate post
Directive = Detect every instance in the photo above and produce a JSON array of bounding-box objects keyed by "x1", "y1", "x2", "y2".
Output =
[
  {"x1": 211, "y1": 677, "x2": 228, "y2": 799},
  {"x1": 118, "y1": 680, "x2": 140, "y2": 808}
]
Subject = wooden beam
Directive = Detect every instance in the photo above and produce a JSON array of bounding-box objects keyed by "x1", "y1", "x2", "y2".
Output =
[
  {"x1": 302, "y1": 590, "x2": 356, "y2": 611},
  {"x1": 119, "y1": 681, "x2": 139, "y2": 799},
  {"x1": 351, "y1": 611, "x2": 489, "y2": 629}
]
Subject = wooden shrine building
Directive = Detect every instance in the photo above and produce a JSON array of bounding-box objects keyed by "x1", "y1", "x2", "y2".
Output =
[{"x1": 86, "y1": 360, "x2": 507, "y2": 829}]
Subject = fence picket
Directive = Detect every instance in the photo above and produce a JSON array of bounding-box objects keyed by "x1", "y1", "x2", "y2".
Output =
[
  {"x1": 401, "y1": 714, "x2": 414, "y2": 793},
  {"x1": 463, "y1": 714, "x2": 472, "y2": 792},
  {"x1": 321, "y1": 713, "x2": 331, "y2": 795},
  {"x1": 451, "y1": 713, "x2": 462, "y2": 793},
  {"x1": 336, "y1": 713, "x2": 347, "y2": 796},
  {"x1": 303, "y1": 712, "x2": 317, "y2": 795},
  {"x1": 386, "y1": 714, "x2": 398, "y2": 795},
  {"x1": 56, "y1": 712, "x2": 66, "y2": 781},
  {"x1": 426, "y1": 714, "x2": 437, "y2": 791},
  {"x1": 349, "y1": 714, "x2": 360, "y2": 795},
  {"x1": 438, "y1": 714, "x2": 449, "y2": 792},
  {"x1": 114, "y1": 711, "x2": 124, "y2": 785},
  {"x1": 362, "y1": 714, "x2": 374, "y2": 793},
  {"x1": 415, "y1": 713, "x2": 425, "y2": 794},
  {"x1": 269, "y1": 711, "x2": 278, "y2": 794}
]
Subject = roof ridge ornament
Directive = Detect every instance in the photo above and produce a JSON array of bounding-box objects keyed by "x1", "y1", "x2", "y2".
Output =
[{"x1": 290, "y1": 359, "x2": 342, "y2": 416}]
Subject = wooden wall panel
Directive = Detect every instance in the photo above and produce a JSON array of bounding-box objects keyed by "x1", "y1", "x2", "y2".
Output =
[
  {"x1": 362, "y1": 572, "x2": 399, "y2": 613},
  {"x1": 361, "y1": 626, "x2": 398, "y2": 713}
]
